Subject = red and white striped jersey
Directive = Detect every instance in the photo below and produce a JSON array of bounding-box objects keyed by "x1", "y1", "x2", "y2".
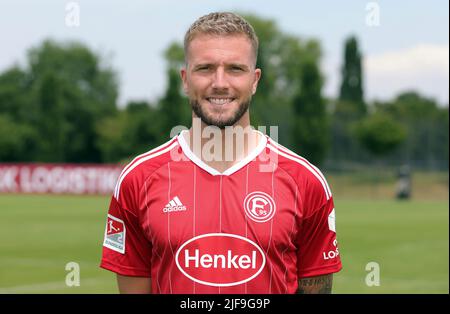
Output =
[{"x1": 100, "y1": 130, "x2": 342, "y2": 294}]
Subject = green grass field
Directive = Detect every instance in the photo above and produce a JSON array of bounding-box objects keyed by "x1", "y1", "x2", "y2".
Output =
[{"x1": 0, "y1": 173, "x2": 448, "y2": 293}]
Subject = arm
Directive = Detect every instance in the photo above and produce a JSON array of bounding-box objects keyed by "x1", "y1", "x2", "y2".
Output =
[
  {"x1": 297, "y1": 274, "x2": 333, "y2": 294},
  {"x1": 117, "y1": 275, "x2": 152, "y2": 294}
]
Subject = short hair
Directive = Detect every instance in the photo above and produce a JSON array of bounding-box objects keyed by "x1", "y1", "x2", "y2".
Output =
[{"x1": 184, "y1": 12, "x2": 259, "y2": 64}]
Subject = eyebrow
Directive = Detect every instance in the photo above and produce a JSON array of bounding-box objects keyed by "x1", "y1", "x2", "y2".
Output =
[
  {"x1": 192, "y1": 63, "x2": 250, "y2": 71},
  {"x1": 228, "y1": 63, "x2": 250, "y2": 71},
  {"x1": 192, "y1": 63, "x2": 213, "y2": 70}
]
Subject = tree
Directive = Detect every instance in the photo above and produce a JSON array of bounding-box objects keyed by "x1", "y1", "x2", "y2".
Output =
[
  {"x1": 292, "y1": 61, "x2": 329, "y2": 166},
  {"x1": 328, "y1": 36, "x2": 368, "y2": 168},
  {"x1": 0, "y1": 67, "x2": 35, "y2": 123},
  {"x1": 157, "y1": 43, "x2": 190, "y2": 141},
  {"x1": 352, "y1": 111, "x2": 407, "y2": 198},
  {"x1": 123, "y1": 101, "x2": 161, "y2": 156},
  {"x1": 28, "y1": 40, "x2": 119, "y2": 162},
  {"x1": 353, "y1": 112, "x2": 406, "y2": 156},
  {"x1": 95, "y1": 101, "x2": 160, "y2": 163},
  {"x1": 338, "y1": 36, "x2": 365, "y2": 116},
  {"x1": 0, "y1": 114, "x2": 36, "y2": 161},
  {"x1": 242, "y1": 14, "x2": 326, "y2": 151},
  {"x1": 374, "y1": 91, "x2": 449, "y2": 170},
  {"x1": 0, "y1": 39, "x2": 119, "y2": 162},
  {"x1": 35, "y1": 72, "x2": 65, "y2": 161},
  {"x1": 95, "y1": 110, "x2": 128, "y2": 163}
]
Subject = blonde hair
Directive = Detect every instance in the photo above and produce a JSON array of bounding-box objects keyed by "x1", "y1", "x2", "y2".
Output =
[{"x1": 184, "y1": 12, "x2": 259, "y2": 64}]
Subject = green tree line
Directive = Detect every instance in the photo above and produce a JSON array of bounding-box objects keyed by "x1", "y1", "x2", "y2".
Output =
[{"x1": 0, "y1": 14, "x2": 448, "y2": 170}]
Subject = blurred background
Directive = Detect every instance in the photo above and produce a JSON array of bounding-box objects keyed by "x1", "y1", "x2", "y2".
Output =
[{"x1": 0, "y1": 0, "x2": 448, "y2": 293}]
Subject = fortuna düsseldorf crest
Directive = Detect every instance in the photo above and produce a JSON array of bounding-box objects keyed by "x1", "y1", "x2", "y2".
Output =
[{"x1": 243, "y1": 191, "x2": 276, "y2": 223}]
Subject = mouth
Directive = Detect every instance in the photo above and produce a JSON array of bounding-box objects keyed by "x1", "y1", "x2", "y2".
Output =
[{"x1": 206, "y1": 97, "x2": 236, "y2": 106}]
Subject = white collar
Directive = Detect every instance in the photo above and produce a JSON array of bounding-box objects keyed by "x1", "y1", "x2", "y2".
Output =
[{"x1": 177, "y1": 129, "x2": 267, "y2": 176}]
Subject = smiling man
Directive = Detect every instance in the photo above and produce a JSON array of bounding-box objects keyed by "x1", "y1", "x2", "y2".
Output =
[
  {"x1": 100, "y1": 12, "x2": 342, "y2": 294},
  {"x1": 182, "y1": 23, "x2": 259, "y2": 130}
]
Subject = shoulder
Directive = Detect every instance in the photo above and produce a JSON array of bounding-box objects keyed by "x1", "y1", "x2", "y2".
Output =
[
  {"x1": 265, "y1": 136, "x2": 332, "y2": 203},
  {"x1": 114, "y1": 136, "x2": 179, "y2": 205}
]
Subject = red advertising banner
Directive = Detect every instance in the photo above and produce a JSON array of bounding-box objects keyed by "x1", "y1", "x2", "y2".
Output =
[{"x1": 0, "y1": 163, "x2": 123, "y2": 195}]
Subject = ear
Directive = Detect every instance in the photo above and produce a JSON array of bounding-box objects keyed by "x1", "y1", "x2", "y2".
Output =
[
  {"x1": 180, "y1": 67, "x2": 188, "y2": 95},
  {"x1": 252, "y1": 68, "x2": 262, "y2": 95}
]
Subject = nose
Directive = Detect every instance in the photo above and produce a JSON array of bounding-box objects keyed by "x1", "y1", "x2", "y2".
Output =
[{"x1": 211, "y1": 67, "x2": 229, "y2": 90}]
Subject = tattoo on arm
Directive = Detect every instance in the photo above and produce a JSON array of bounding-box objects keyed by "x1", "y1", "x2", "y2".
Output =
[{"x1": 297, "y1": 274, "x2": 333, "y2": 294}]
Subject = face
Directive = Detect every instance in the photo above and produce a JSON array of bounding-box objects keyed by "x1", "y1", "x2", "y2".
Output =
[{"x1": 181, "y1": 34, "x2": 261, "y2": 129}]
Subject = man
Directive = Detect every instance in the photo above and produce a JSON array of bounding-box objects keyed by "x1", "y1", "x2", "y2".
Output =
[{"x1": 100, "y1": 12, "x2": 342, "y2": 294}]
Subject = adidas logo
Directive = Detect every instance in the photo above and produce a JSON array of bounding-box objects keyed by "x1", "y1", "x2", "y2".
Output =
[{"x1": 163, "y1": 196, "x2": 187, "y2": 213}]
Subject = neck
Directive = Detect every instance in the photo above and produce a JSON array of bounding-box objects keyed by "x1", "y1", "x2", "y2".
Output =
[{"x1": 187, "y1": 113, "x2": 260, "y2": 173}]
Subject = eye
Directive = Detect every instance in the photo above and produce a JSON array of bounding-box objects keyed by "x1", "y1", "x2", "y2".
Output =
[
  {"x1": 230, "y1": 66, "x2": 244, "y2": 72},
  {"x1": 196, "y1": 65, "x2": 211, "y2": 72}
]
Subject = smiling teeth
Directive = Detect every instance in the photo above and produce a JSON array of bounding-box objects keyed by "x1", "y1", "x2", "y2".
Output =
[{"x1": 209, "y1": 98, "x2": 233, "y2": 105}]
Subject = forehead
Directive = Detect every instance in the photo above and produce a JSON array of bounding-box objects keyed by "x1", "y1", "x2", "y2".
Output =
[{"x1": 187, "y1": 34, "x2": 254, "y2": 65}]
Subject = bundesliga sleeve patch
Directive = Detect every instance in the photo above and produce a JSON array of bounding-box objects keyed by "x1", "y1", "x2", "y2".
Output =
[
  {"x1": 328, "y1": 208, "x2": 336, "y2": 233},
  {"x1": 103, "y1": 214, "x2": 126, "y2": 254}
]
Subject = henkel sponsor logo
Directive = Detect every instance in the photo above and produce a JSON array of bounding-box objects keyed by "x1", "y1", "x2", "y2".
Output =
[
  {"x1": 175, "y1": 233, "x2": 266, "y2": 287},
  {"x1": 323, "y1": 239, "x2": 339, "y2": 260}
]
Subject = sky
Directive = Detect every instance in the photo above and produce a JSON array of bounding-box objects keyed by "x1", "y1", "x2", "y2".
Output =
[{"x1": 1, "y1": 0, "x2": 448, "y2": 107}]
